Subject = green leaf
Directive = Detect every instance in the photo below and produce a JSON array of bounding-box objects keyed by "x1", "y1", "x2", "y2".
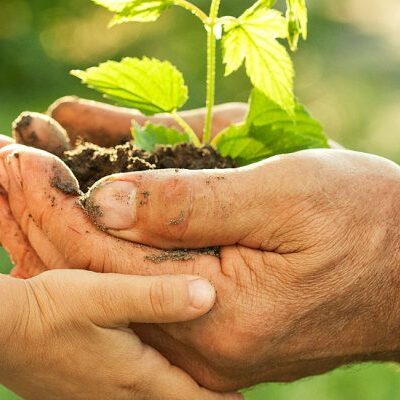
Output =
[
  {"x1": 92, "y1": 0, "x2": 173, "y2": 24},
  {"x1": 71, "y1": 57, "x2": 188, "y2": 116},
  {"x1": 286, "y1": 0, "x2": 308, "y2": 51},
  {"x1": 213, "y1": 124, "x2": 274, "y2": 166},
  {"x1": 132, "y1": 122, "x2": 190, "y2": 151},
  {"x1": 222, "y1": 0, "x2": 294, "y2": 113},
  {"x1": 214, "y1": 89, "x2": 329, "y2": 166}
]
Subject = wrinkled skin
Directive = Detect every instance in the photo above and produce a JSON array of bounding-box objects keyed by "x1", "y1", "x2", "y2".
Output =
[{"x1": 1, "y1": 99, "x2": 400, "y2": 391}]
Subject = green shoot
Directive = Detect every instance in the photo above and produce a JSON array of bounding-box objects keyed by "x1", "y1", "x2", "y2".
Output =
[{"x1": 72, "y1": 0, "x2": 329, "y2": 165}]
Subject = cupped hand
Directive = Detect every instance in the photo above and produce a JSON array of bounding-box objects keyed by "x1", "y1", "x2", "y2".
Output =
[
  {"x1": 0, "y1": 269, "x2": 241, "y2": 400},
  {"x1": 2, "y1": 99, "x2": 400, "y2": 391},
  {"x1": 0, "y1": 98, "x2": 247, "y2": 279},
  {"x1": 84, "y1": 147, "x2": 400, "y2": 390}
]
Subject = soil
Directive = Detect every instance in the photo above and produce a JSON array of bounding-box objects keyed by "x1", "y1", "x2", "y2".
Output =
[
  {"x1": 61, "y1": 141, "x2": 237, "y2": 193},
  {"x1": 57, "y1": 140, "x2": 236, "y2": 263},
  {"x1": 144, "y1": 247, "x2": 220, "y2": 264}
]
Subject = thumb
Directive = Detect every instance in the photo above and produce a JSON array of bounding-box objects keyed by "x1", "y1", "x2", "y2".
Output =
[
  {"x1": 84, "y1": 164, "x2": 276, "y2": 248},
  {"x1": 85, "y1": 272, "x2": 216, "y2": 326}
]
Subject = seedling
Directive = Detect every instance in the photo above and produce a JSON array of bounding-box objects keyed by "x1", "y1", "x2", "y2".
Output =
[{"x1": 71, "y1": 0, "x2": 329, "y2": 166}]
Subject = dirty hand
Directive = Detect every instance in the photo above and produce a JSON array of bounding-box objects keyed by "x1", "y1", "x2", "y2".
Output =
[
  {"x1": 82, "y1": 147, "x2": 400, "y2": 391},
  {"x1": 0, "y1": 269, "x2": 241, "y2": 400},
  {"x1": 1, "y1": 99, "x2": 400, "y2": 391},
  {"x1": 0, "y1": 98, "x2": 247, "y2": 278}
]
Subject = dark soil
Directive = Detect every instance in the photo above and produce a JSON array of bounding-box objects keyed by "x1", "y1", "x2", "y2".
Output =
[
  {"x1": 57, "y1": 140, "x2": 236, "y2": 263},
  {"x1": 61, "y1": 141, "x2": 237, "y2": 193}
]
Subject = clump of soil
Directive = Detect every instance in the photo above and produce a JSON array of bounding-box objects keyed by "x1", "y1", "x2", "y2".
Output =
[
  {"x1": 62, "y1": 141, "x2": 236, "y2": 193},
  {"x1": 59, "y1": 140, "x2": 236, "y2": 263}
]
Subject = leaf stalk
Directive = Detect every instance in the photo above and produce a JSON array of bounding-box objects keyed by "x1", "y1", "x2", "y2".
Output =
[
  {"x1": 171, "y1": 111, "x2": 201, "y2": 147},
  {"x1": 173, "y1": 0, "x2": 208, "y2": 23},
  {"x1": 203, "y1": 0, "x2": 221, "y2": 144}
]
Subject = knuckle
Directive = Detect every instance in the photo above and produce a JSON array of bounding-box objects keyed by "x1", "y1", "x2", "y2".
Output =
[
  {"x1": 93, "y1": 283, "x2": 118, "y2": 322},
  {"x1": 149, "y1": 279, "x2": 177, "y2": 318},
  {"x1": 156, "y1": 177, "x2": 194, "y2": 241}
]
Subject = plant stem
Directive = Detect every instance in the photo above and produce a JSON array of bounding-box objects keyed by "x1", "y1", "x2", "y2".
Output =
[
  {"x1": 171, "y1": 111, "x2": 201, "y2": 147},
  {"x1": 173, "y1": 0, "x2": 208, "y2": 23},
  {"x1": 203, "y1": 0, "x2": 221, "y2": 144}
]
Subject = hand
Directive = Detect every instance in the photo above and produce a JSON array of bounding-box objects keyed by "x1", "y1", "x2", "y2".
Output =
[
  {"x1": 2, "y1": 99, "x2": 400, "y2": 391},
  {"x1": 0, "y1": 97, "x2": 247, "y2": 278},
  {"x1": 83, "y1": 148, "x2": 400, "y2": 390},
  {"x1": 0, "y1": 269, "x2": 241, "y2": 400},
  {"x1": 0, "y1": 98, "x2": 247, "y2": 278},
  {"x1": 47, "y1": 96, "x2": 248, "y2": 146}
]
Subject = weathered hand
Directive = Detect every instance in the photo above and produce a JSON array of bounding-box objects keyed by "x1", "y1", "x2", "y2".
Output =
[
  {"x1": 0, "y1": 98, "x2": 247, "y2": 278},
  {"x1": 83, "y1": 148, "x2": 400, "y2": 390},
  {"x1": 0, "y1": 269, "x2": 241, "y2": 400}
]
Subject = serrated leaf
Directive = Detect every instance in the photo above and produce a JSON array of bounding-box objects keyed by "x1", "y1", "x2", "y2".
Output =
[
  {"x1": 92, "y1": 0, "x2": 173, "y2": 24},
  {"x1": 132, "y1": 123, "x2": 190, "y2": 151},
  {"x1": 247, "y1": 89, "x2": 323, "y2": 136},
  {"x1": 286, "y1": 0, "x2": 308, "y2": 51},
  {"x1": 241, "y1": 0, "x2": 277, "y2": 19},
  {"x1": 222, "y1": 1, "x2": 294, "y2": 113},
  {"x1": 214, "y1": 89, "x2": 328, "y2": 166},
  {"x1": 71, "y1": 57, "x2": 188, "y2": 116}
]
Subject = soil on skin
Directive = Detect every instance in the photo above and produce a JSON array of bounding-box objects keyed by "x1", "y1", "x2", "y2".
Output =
[
  {"x1": 59, "y1": 140, "x2": 236, "y2": 263},
  {"x1": 61, "y1": 141, "x2": 237, "y2": 193},
  {"x1": 145, "y1": 247, "x2": 220, "y2": 264}
]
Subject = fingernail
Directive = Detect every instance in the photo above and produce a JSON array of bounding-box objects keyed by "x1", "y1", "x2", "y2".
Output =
[
  {"x1": 88, "y1": 181, "x2": 137, "y2": 229},
  {"x1": 188, "y1": 279, "x2": 215, "y2": 310}
]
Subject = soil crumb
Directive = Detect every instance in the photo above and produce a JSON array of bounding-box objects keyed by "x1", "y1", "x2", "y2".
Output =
[
  {"x1": 51, "y1": 169, "x2": 82, "y2": 196},
  {"x1": 61, "y1": 141, "x2": 236, "y2": 192},
  {"x1": 145, "y1": 247, "x2": 220, "y2": 264}
]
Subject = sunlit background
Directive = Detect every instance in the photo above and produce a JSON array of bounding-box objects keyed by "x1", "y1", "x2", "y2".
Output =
[{"x1": 1, "y1": 1, "x2": 400, "y2": 399}]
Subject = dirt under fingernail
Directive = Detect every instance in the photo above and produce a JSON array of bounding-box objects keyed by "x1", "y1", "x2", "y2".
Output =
[{"x1": 50, "y1": 164, "x2": 82, "y2": 197}]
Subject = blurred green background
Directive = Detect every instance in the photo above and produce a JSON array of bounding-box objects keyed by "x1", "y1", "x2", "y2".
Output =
[{"x1": 0, "y1": 0, "x2": 399, "y2": 399}]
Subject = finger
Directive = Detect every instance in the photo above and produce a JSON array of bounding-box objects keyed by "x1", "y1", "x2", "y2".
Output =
[
  {"x1": 81, "y1": 271, "x2": 217, "y2": 326},
  {"x1": 48, "y1": 97, "x2": 248, "y2": 145},
  {"x1": 0, "y1": 135, "x2": 14, "y2": 248},
  {"x1": 48, "y1": 97, "x2": 133, "y2": 147},
  {"x1": 0, "y1": 144, "x2": 77, "y2": 275},
  {"x1": 138, "y1": 347, "x2": 243, "y2": 400},
  {"x1": 0, "y1": 144, "x2": 222, "y2": 278},
  {"x1": 84, "y1": 166, "x2": 272, "y2": 248},
  {"x1": 12, "y1": 112, "x2": 71, "y2": 156},
  {"x1": 0, "y1": 188, "x2": 47, "y2": 278}
]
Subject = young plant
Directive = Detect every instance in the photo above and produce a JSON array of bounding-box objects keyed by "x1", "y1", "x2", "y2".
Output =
[{"x1": 72, "y1": 0, "x2": 329, "y2": 166}]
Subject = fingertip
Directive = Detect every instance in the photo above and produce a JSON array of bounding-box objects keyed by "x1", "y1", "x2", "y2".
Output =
[
  {"x1": 12, "y1": 112, "x2": 71, "y2": 156},
  {"x1": 187, "y1": 277, "x2": 216, "y2": 312},
  {"x1": 149, "y1": 275, "x2": 216, "y2": 322},
  {"x1": 85, "y1": 180, "x2": 137, "y2": 230}
]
